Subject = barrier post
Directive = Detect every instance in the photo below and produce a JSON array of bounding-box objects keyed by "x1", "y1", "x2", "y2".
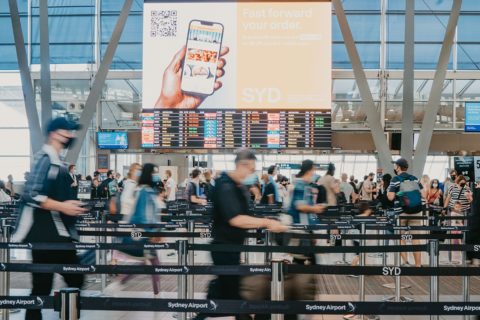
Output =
[
  {"x1": 359, "y1": 223, "x2": 366, "y2": 302},
  {"x1": 1, "y1": 219, "x2": 10, "y2": 320},
  {"x1": 394, "y1": 217, "x2": 401, "y2": 302},
  {"x1": 177, "y1": 240, "x2": 188, "y2": 320},
  {"x1": 382, "y1": 227, "x2": 388, "y2": 266},
  {"x1": 429, "y1": 240, "x2": 439, "y2": 320},
  {"x1": 462, "y1": 227, "x2": 469, "y2": 320},
  {"x1": 271, "y1": 260, "x2": 284, "y2": 320},
  {"x1": 265, "y1": 230, "x2": 273, "y2": 263},
  {"x1": 59, "y1": 288, "x2": 80, "y2": 320},
  {"x1": 100, "y1": 213, "x2": 107, "y2": 292},
  {"x1": 187, "y1": 220, "x2": 195, "y2": 301}
]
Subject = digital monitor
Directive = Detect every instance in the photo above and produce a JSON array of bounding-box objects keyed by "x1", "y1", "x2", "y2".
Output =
[
  {"x1": 465, "y1": 102, "x2": 480, "y2": 132},
  {"x1": 97, "y1": 132, "x2": 128, "y2": 149}
]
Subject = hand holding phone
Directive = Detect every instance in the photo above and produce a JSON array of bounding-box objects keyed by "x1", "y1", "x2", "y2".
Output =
[{"x1": 155, "y1": 20, "x2": 229, "y2": 109}]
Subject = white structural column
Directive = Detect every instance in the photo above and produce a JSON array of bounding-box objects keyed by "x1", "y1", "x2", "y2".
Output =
[
  {"x1": 401, "y1": 0, "x2": 414, "y2": 167},
  {"x1": 39, "y1": 0, "x2": 52, "y2": 130},
  {"x1": 65, "y1": 0, "x2": 134, "y2": 164},
  {"x1": 413, "y1": 0, "x2": 462, "y2": 177},
  {"x1": 9, "y1": 0, "x2": 43, "y2": 154},
  {"x1": 333, "y1": 0, "x2": 393, "y2": 173}
]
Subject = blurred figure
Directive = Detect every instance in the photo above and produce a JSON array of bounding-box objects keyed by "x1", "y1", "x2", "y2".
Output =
[
  {"x1": 187, "y1": 169, "x2": 207, "y2": 206},
  {"x1": 99, "y1": 170, "x2": 115, "y2": 198},
  {"x1": 360, "y1": 173, "x2": 376, "y2": 201},
  {"x1": 278, "y1": 176, "x2": 290, "y2": 206},
  {"x1": 120, "y1": 163, "x2": 142, "y2": 219},
  {"x1": 202, "y1": 170, "x2": 215, "y2": 201},
  {"x1": 420, "y1": 174, "x2": 431, "y2": 200},
  {"x1": 67, "y1": 164, "x2": 78, "y2": 199},
  {"x1": 334, "y1": 179, "x2": 347, "y2": 204},
  {"x1": 261, "y1": 165, "x2": 279, "y2": 204},
  {"x1": 164, "y1": 169, "x2": 177, "y2": 202},
  {"x1": 377, "y1": 174, "x2": 394, "y2": 209},
  {"x1": 318, "y1": 163, "x2": 337, "y2": 206},
  {"x1": 0, "y1": 180, "x2": 12, "y2": 202},
  {"x1": 195, "y1": 149, "x2": 286, "y2": 320},
  {"x1": 13, "y1": 118, "x2": 87, "y2": 320},
  {"x1": 340, "y1": 173, "x2": 354, "y2": 203},
  {"x1": 6, "y1": 174, "x2": 15, "y2": 197}
]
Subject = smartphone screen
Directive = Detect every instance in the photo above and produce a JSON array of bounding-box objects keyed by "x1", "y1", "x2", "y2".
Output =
[{"x1": 181, "y1": 20, "x2": 224, "y2": 96}]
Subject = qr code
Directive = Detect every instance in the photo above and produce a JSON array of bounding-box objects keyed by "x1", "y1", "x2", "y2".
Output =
[{"x1": 150, "y1": 10, "x2": 177, "y2": 37}]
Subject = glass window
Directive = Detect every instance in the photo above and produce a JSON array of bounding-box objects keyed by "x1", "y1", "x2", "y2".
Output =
[
  {"x1": 342, "y1": 0, "x2": 380, "y2": 11},
  {"x1": 457, "y1": 15, "x2": 480, "y2": 42},
  {"x1": 457, "y1": 44, "x2": 480, "y2": 70},
  {"x1": 415, "y1": 15, "x2": 449, "y2": 42},
  {"x1": 333, "y1": 43, "x2": 380, "y2": 69},
  {"x1": 0, "y1": 129, "x2": 30, "y2": 156},
  {"x1": 332, "y1": 14, "x2": 381, "y2": 42},
  {"x1": 0, "y1": 157, "x2": 30, "y2": 183}
]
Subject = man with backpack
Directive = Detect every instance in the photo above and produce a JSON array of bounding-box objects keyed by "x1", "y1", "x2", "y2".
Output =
[{"x1": 388, "y1": 158, "x2": 424, "y2": 267}]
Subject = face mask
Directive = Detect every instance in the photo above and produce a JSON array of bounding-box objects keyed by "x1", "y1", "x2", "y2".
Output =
[
  {"x1": 451, "y1": 175, "x2": 457, "y2": 181},
  {"x1": 432, "y1": 183, "x2": 438, "y2": 188},
  {"x1": 152, "y1": 174, "x2": 161, "y2": 183},
  {"x1": 393, "y1": 169, "x2": 398, "y2": 176},
  {"x1": 135, "y1": 170, "x2": 142, "y2": 177},
  {"x1": 242, "y1": 174, "x2": 258, "y2": 186},
  {"x1": 63, "y1": 137, "x2": 76, "y2": 149}
]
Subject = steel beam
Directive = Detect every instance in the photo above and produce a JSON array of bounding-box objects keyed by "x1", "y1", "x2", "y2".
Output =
[
  {"x1": 401, "y1": 0, "x2": 414, "y2": 166},
  {"x1": 8, "y1": 0, "x2": 43, "y2": 154},
  {"x1": 39, "y1": 0, "x2": 52, "y2": 130},
  {"x1": 65, "y1": 0, "x2": 134, "y2": 164},
  {"x1": 413, "y1": 0, "x2": 461, "y2": 177},
  {"x1": 333, "y1": 0, "x2": 393, "y2": 173}
]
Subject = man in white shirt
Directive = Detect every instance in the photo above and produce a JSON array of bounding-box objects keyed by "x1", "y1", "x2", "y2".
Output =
[
  {"x1": 165, "y1": 169, "x2": 177, "y2": 202},
  {"x1": 340, "y1": 173, "x2": 354, "y2": 203},
  {"x1": 361, "y1": 173, "x2": 376, "y2": 201}
]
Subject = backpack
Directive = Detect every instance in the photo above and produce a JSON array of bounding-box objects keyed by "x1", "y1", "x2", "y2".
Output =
[{"x1": 398, "y1": 174, "x2": 423, "y2": 214}]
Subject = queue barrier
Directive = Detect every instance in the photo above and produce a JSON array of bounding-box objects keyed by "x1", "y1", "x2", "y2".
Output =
[{"x1": 1, "y1": 296, "x2": 480, "y2": 316}]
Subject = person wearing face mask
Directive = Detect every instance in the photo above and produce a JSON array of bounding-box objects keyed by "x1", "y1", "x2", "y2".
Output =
[
  {"x1": 388, "y1": 158, "x2": 424, "y2": 267},
  {"x1": 427, "y1": 179, "x2": 443, "y2": 207},
  {"x1": 318, "y1": 163, "x2": 337, "y2": 206},
  {"x1": 194, "y1": 149, "x2": 287, "y2": 320},
  {"x1": 360, "y1": 172, "x2": 376, "y2": 201},
  {"x1": 13, "y1": 117, "x2": 87, "y2": 320},
  {"x1": 444, "y1": 170, "x2": 458, "y2": 201},
  {"x1": 445, "y1": 175, "x2": 473, "y2": 213}
]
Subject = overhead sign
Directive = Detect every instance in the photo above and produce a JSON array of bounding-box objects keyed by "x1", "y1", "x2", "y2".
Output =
[{"x1": 454, "y1": 156, "x2": 475, "y2": 182}]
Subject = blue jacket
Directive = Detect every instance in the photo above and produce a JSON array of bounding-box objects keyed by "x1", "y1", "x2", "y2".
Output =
[{"x1": 129, "y1": 186, "x2": 160, "y2": 229}]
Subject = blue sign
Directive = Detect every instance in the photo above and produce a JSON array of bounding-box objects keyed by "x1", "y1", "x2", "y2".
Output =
[
  {"x1": 97, "y1": 132, "x2": 128, "y2": 149},
  {"x1": 465, "y1": 102, "x2": 480, "y2": 132}
]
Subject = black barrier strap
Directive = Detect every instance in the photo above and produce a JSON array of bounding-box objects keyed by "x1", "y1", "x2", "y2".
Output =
[
  {"x1": 0, "y1": 296, "x2": 53, "y2": 309},
  {"x1": 2, "y1": 263, "x2": 480, "y2": 276},
  {"x1": 190, "y1": 243, "x2": 428, "y2": 253},
  {"x1": 0, "y1": 242, "x2": 177, "y2": 251},
  {"x1": 4, "y1": 296, "x2": 472, "y2": 315}
]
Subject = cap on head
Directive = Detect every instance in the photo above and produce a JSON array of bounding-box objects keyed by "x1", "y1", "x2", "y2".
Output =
[
  {"x1": 393, "y1": 158, "x2": 409, "y2": 169},
  {"x1": 298, "y1": 159, "x2": 315, "y2": 177},
  {"x1": 46, "y1": 117, "x2": 81, "y2": 135}
]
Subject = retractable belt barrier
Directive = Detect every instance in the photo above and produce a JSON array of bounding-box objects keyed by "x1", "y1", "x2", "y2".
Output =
[
  {"x1": 1, "y1": 296, "x2": 480, "y2": 316},
  {"x1": 0, "y1": 241, "x2": 478, "y2": 254},
  {"x1": 1, "y1": 262, "x2": 480, "y2": 277}
]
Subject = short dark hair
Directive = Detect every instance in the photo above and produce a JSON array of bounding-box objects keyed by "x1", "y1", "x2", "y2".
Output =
[
  {"x1": 86, "y1": 175, "x2": 92, "y2": 181},
  {"x1": 234, "y1": 148, "x2": 257, "y2": 163},
  {"x1": 93, "y1": 171, "x2": 100, "y2": 177},
  {"x1": 267, "y1": 165, "x2": 277, "y2": 175},
  {"x1": 191, "y1": 169, "x2": 202, "y2": 179},
  {"x1": 138, "y1": 163, "x2": 157, "y2": 188},
  {"x1": 107, "y1": 170, "x2": 113, "y2": 177},
  {"x1": 297, "y1": 159, "x2": 314, "y2": 178},
  {"x1": 68, "y1": 164, "x2": 75, "y2": 171}
]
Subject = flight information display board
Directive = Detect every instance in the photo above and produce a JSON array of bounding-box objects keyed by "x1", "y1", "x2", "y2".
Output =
[{"x1": 141, "y1": 110, "x2": 331, "y2": 149}]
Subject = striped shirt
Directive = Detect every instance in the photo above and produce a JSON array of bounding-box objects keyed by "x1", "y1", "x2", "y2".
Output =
[{"x1": 447, "y1": 185, "x2": 471, "y2": 212}]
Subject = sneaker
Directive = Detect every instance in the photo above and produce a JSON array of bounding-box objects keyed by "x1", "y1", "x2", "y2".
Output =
[
  {"x1": 103, "y1": 279, "x2": 129, "y2": 296},
  {"x1": 343, "y1": 314, "x2": 356, "y2": 320},
  {"x1": 401, "y1": 262, "x2": 411, "y2": 267}
]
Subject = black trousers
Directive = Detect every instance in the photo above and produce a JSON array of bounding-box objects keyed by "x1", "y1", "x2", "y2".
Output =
[{"x1": 26, "y1": 249, "x2": 84, "y2": 320}]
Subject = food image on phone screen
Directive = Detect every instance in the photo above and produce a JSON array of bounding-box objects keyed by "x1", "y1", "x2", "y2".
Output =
[{"x1": 181, "y1": 20, "x2": 224, "y2": 96}]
